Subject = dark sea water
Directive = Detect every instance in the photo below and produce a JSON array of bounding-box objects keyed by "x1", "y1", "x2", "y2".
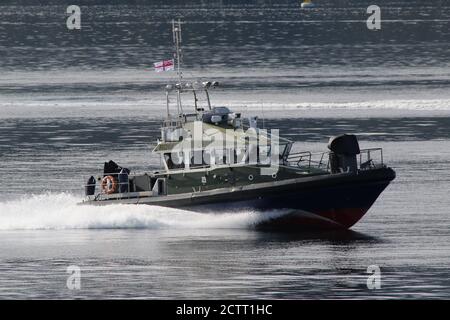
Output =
[{"x1": 0, "y1": 0, "x2": 449, "y2": 299}]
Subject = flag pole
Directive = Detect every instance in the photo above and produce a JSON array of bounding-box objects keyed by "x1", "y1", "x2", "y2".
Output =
[
  {"x1": 172, "y1": 19, "x2": 183, "y2": 116},
  {"x1": 172, "y1": 19, "x2": 182, "y2": 84}
]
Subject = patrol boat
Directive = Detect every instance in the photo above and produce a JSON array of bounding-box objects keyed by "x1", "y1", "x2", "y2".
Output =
[{"x1": 82, "y1": 20, "x2": 395, "y2": 229}]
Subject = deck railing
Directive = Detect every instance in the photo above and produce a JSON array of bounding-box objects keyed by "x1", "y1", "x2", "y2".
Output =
[
  {"x1": 83, "y1": 171, "x2": 138, "y2": 200},
  {"x1": 285, "y1": 148, "x2": 384, "y2": 172}
]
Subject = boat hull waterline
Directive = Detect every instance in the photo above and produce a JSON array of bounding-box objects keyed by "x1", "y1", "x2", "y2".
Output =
[{"x1": 83, "y1": 167, "x2": 395, "y2": 230}]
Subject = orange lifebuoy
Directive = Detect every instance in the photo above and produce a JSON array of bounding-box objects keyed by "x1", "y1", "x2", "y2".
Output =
[{"x1": 101, "y1": 175, "x2": 117, "y2": 194}]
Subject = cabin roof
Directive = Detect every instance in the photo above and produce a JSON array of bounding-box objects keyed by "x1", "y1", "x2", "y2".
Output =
[{"x1": 153, "y1": 121, "x2": 273, "y2": 153}]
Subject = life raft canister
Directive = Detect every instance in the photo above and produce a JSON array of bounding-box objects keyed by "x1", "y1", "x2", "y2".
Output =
[{"x1": 101, "y1": 175, "x2": 118, "y2": 194}]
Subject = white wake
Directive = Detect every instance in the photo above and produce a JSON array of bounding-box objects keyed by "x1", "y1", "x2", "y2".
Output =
[{"x1": 0, "y1": 193, "x2": 286, "y2": 230}]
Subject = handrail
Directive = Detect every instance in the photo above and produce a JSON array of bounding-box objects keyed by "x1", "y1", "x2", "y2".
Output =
[{"x1": 286, "y1": 148, "x2": 384, "y2": 172}]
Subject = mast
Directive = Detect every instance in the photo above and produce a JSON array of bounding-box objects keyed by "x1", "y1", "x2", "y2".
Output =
[
  {"x1": 172, "y1": 19, "x2": 183, "y2": 116},
  {"x1": 172, "y1": 19, "x2": 182, "y2": 84}
]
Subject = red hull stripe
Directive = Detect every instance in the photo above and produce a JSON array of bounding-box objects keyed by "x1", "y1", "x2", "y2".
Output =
[{"x1": 258, "y1": 207, "x2": 369, "y2": 230}]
